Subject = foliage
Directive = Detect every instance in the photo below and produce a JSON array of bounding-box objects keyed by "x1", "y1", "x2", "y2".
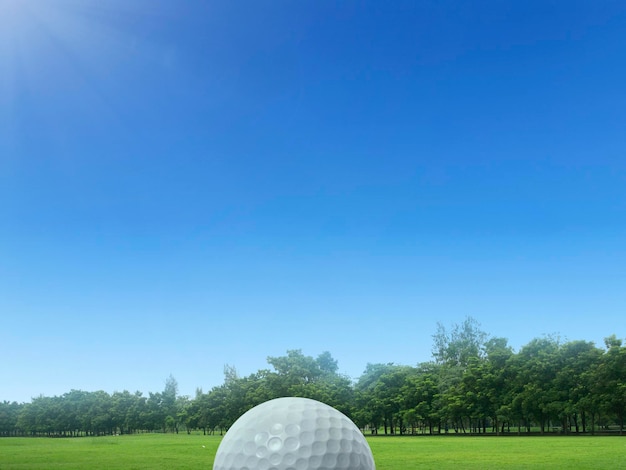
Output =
[{"x1": 1, "y1": 319, "x2": 625, "y2": 437}]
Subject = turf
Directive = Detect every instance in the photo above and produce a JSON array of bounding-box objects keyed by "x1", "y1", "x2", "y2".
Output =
[
  {"x1": 369, "y1": 435, "x2": 626, "y2": 469},
  {"x1": 0, "y1": 434, "x2": 624, "y2": 469}
]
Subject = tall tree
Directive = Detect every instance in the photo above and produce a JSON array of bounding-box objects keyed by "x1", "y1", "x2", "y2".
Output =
[
  {"x1": 402, "y1": 362, "x2": 440, "y2": 434},
  {"x1": 0, "y1": 401, "x2": 21, "y2": 436},
  {"x1": 554, "y1": 340, "x2": 603, "y2": 433},
  {"x1": 355, "y1": 363, "x2": 403, "y2": 434},
  {"x1": 162, "y1": 375, "x2": 179, "y2": 433},
  {"x1": 432, "y1": 316, "x2": 489, "y2": 368},
  {"x1": 594, "y1": 336, "x2": 626, "y2": 434},
  {"x1": 431, "y1": 317, "x2": 491, "y2": 433},
  {"x1": 513, "y1": 336, "x2": 561, "y2": 434}
]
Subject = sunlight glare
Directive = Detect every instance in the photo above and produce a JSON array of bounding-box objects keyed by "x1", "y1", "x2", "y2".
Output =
[{"x1": 0, "y1": 0, "x2": 143, "y2": 161}]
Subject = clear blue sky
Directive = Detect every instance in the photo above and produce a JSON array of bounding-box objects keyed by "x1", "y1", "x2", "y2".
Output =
[{"x1": 1, "y1": 0, "x2": 625, "y2": 403}]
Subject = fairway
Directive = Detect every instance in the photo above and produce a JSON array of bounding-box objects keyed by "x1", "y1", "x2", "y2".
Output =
[{"x1": 0, "y1": 434, "x2": 624, "y2": 469}]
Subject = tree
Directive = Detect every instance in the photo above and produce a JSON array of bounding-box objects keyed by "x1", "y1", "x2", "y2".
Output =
[
  {"x1": 145, "y1": 392, "x2": 165, "y2": 432},
  {"x1": 354, "y1": 363, "x2": 396, "y2": 431},
  {"x1": 266, "y1": 350, "x2": 323, "y2": 396},
  {"x1": 372, "y1": 366, "x2": 415, "y2": 435},
  {"x1": 316, "y1": 351, "x2": 339, "y2": 375},
  {"x1": 483, "y1": 337, "x2": 514, "y2": 434},
  {"x1": 87, "y1": 391, "x2": 114, "y2": 436},
  {"x1": 431, "y1": 317, "x2": 492, "y2": 433},
  {"x1": 513, "y1": 336, "x2": 561, "y2": 434},
  {"x1": 0, "y1": 401, "x2": 22, "y2": 436},
  {"x1": 162, "y1": 375, "x2": 179, "y2": 433},
  {"x1": 432, "y1": 316, "x2": 488, "y2": 368},
  {"x1": 594, "y1": 336, "x2": 626, "y2": 434},
  {"x1": 554, "y1": 340, "x2": 603, "y2": 433},
  {"x1": 402, "y1": 363, "x2": 440, "y2": 434}
]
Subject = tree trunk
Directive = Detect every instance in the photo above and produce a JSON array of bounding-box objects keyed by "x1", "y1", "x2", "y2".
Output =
[
  {"x1": 590, "y1": 412, "x2": 595, "y2": 436},
  {"x1": 581, "y1": 411, "x2": 586, "y2": 434}
]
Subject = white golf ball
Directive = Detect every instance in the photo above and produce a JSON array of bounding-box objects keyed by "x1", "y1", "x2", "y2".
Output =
[{"x1": 213, "y1": 397, "x2": 375, "y2": 470}]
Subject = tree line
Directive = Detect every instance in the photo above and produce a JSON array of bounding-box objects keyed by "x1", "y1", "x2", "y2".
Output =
[{"x1": 1, "y1": 318, "x2": 625, "y2": 437}]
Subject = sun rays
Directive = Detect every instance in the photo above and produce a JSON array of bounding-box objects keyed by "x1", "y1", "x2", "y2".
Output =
[{"x1": 0, "y1": 0, "x2": 163, "y2": 158}]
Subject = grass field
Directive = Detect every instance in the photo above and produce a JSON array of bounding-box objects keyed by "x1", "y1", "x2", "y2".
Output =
[{"x1": 0, "y1": 433, "x2": 625, "y2": 469}]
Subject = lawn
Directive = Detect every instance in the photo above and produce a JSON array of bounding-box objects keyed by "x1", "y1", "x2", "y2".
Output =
[
  {"x1": 369, "y1": 435, "x2": 626, "y2": 469},
  {"x1": 0, "y1": 434, "x2": 624, "y2": 469}
]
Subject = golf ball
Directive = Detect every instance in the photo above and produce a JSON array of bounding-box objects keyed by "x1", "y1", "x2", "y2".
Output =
[{"x1": 213, "y1": 397, "x2": 375, "y2": 470}]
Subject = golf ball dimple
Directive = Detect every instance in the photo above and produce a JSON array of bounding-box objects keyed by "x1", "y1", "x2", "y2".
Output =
[{"x1": 213, "y1": 397, "x2": 375, "y2": 470}]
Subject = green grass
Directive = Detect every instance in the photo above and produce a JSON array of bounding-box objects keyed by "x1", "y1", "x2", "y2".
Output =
[
  {"x1": 0, "y1": 434, "x2": 216, "y2": 469},
  {"x1": 0, "y1": 434, "x2": 624, "y2": 469},
  {"x1": 369, "y1": 436, "x2": 626, "y2": 469}
]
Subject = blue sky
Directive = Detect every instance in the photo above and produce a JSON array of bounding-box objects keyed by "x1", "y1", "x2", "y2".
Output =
[{"x1": 1, "y1": 0, "x2": 625, "y2": 403}]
